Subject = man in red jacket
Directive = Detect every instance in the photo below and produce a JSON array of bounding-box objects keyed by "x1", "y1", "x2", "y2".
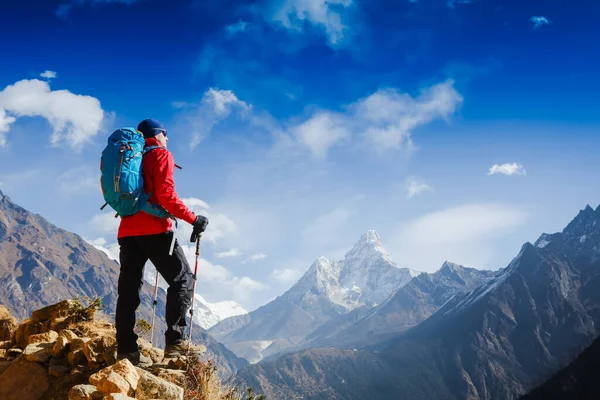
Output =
[{"x1": 116, "y1": 118, "x2": 208, "y2": 364}]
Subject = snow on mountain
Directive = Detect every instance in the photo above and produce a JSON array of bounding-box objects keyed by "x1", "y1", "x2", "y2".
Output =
[
  {"x1": 143, "y1": 267, "x2": 247, "y2": 329},
  {"x1": 287, "y1": 230, "x2": 421, "y2": 311}
]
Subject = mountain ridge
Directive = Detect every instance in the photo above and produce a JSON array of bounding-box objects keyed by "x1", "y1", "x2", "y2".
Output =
[
  {"x1": 209, "y1": 229, "x2": 421, "y2": 363},
  {"x1": 233, "y1": 204, "x2": 600, "y2": 399}
]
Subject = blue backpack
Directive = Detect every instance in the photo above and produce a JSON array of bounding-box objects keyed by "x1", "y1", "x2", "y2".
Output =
[{"x1": 100, "y1": 127, "x2": 170, "y2": 218}]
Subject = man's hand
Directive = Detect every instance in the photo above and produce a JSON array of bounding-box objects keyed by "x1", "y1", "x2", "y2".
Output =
[{"x1": 191, "y1": 215, "x2": 208, "y2": 242}]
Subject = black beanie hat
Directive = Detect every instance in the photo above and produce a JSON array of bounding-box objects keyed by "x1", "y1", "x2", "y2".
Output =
[{"x1": 137, "y1": 119, "x2": 167, "y2": 139}]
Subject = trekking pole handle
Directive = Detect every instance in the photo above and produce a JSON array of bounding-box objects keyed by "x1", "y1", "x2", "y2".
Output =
[{"x1": 195, "y1": 233, "x2": 202, "y2": 256}]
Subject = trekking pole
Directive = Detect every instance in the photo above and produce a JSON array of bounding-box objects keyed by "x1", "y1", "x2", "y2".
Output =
[
  {"x1": 187, "y1": 233, "x2": 202, "y2": 352},
  {"x1": 150, "y1": 270, "x2": 159, "y2": 346}
]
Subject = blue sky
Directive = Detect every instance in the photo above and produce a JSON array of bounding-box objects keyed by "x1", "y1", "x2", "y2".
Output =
[{"x1": 1, "y1": 0, "x2": 599, "y2": 311}]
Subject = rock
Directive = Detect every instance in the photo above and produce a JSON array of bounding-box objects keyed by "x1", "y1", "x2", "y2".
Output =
[
  {"x1": 104, "y1": 394, "x2": 136, "y2": 400},
  {"x1": 0, "y1": 359, "x2": 49, "y2": 400},
  {"x1": 7, "y1": 348, "x2": 22, "y2": 357},
  {"x1": 49, "y1": 364, "x2": 70, "y2": 377},
  {"x1": 59, "y1": 329, "x2": 78, "y2": 342},
  {"x1": 70, "y1": 337, "x2": 91, "y2": 351},
  {"x1": 90, "y1": 359, "x2": 140, "y2": 395},
  {"x1": 0, "y1": 360, "x2": 11, "y2": 375},
  {"x1": 31, "y1": 300, "x2": 73, "y2": 322},
  {"x1": 166, "y1": 356, "x2": 187, "y2": 370},
  {"x1": 84, "y1": 335, "x2": 116, "y2": 364},
  {"x1": 0, "y1": 305, "x2": 12, "y2": 320},
  {"x1": 94, "y1": 371, "x2": 131, "y2": 395},
  {"x1": 28, "y1": 330, "x2": 58, "y2": 344},
  {"x1": 68, "y1": 384, "x2": 103, "y2": 400},
  {"x1": 24, "y1": 342, "x2": 53, "y2": 363},
  {"x1": 52, "y1": 335, "x2": 70, "y2": 357},
  {"x1": 138, "y1": 339, "x2": 163, "y2": 363},
  {"x1": 14, "y1": 320, "x2": 45, "y2": 348},
  {"x1": 0, "y1": 305, "x2": 17, "y2": 341},
  {"x1": 103, "y1": 346, "x2": 118, "y2": 366},
  {"x1": 156, "y1": 368, "x2": 186, "y2": 387},
  {"x1": 135, "y1": 372, "x2": 184, "y2": 400},
  {"x1": 67, "y1": 349, "x2": 87, "y2": 367}
]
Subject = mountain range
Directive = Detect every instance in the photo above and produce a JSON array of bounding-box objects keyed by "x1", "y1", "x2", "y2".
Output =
[
  {"x1": 0, "y1": 189, "x2": 247, "y2": 378},
  {"x1": 209, "y1": 230, "x2": 421, "y2": 363},
  {"x1": 233, "y1": 204, "x2": 600, "y2": 399}
]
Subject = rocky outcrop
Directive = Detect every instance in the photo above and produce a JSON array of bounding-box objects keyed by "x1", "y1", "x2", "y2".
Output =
[
  {"x1": 0, "y1": 305, "x2": 17, "y2": 341},
  {"x1": 0, "y1": 299, "x2": 247, "y2": 400}
]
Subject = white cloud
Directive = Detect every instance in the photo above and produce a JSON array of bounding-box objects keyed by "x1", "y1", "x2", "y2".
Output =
[
  {"x1": 0, "y1": 79, "x2": 105, "y2": 150},
  {"x1": 406, "y1": 177, "x2": 433, "y2": 198},
  {"x1": 292, "y1": 112, "x2": 350, "y2": 158},
  {"x1": 488, "y1": 163, "x2": 526, "y2": 176},
  {"x1": 531, "y1": 16, "x2": 551, "y2": 29},
  {"x1": 270, "y1": 268, "x2": 302, "y2": 284},
  {"x1": 89, "y1": 212, "x2": 120, "y2": 236},
  {"x1": 391, "y1": 203, "x2": 528, "y2": 271},
  {"x1": 288, "y1": 80, "x2": 463, "y2": 157},
  {"x1": 180, "y1": 197, "x2": 238, "y2": 244},
  {"x1": 0, "y1": 109, "x2": 16, "y2": 146},
  {"x1": 174, "y1": 88, "x2": 250, "y2": 149},
  {"x1": 179, "y1": 243, "x2": 267, "y2": 303},
  {"x1": 40, "y1": 71, "x2": 57, "y2": 79},
  {"x1": 216, "y1": 248, "x2": 243, "y2": 258},
  {"x1": 250, "y1": 253, "x2": 267, "y2": 261},
  {"x1": 270, "y1": 0, "x2": 353, "y2": 45},
  {"x1": 86, "y1": 237, "x2": 119, "y2": 261}
]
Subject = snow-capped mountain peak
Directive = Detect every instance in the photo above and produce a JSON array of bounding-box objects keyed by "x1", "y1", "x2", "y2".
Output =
[{"x1": 344, "y1": 229, "x2": 393, "y2": 265}]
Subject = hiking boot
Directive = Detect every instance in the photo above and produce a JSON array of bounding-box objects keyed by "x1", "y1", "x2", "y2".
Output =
[
  {"x1": 116, "y1": 350, "x2": 153, "y2": 367},
  {"x1": 164, "y1": 340, "x2": 207, "y2": 358}
]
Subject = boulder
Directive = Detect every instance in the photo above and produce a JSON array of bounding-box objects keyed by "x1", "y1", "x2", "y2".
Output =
[
  {"x1": 0, "y1": 305, "x2": 17, "y2": 341},
  {"x1": 68, "y1": 384, "x2": 103, "y2": 400},
  {"x1": 0, "y1": 304, "x2": 12, "y2": 320},
  {"x1": 70, "y1": 337, "x2": 91, "y2": 351},
  {"x1": 59, "y1": 329, "x2": 78, "y2": 342},
  {"x1": 135, "y1": 372, "x2": 184, "y2": 400},
  {"x1": 156, "y1": 368, "x2": 186, "y2": 387},
  {"x1": 83, "y1": 335, "x2": 116, "y2": 364},
  {"x1": 0, "y1": 359, "x2": 49, "y2": 400},
  {"x1": 94, "y1": 371, "x2": 131, "y2": 395},
  {"x1": 104, "y1": 394, "x2": 136, "y2": 400},
  {"x1": 48, "y1": 365, "x2": 70, "y2": 377},
  {"x1": 166, "y1": 356, "x2": 187, "y2": 370},
  {"x1": 7, "y1": 348, "x2": 22, "y2": 357},
  {"x1": 14, "y1": 320, "x2": 45, "y2": 348},
  {"x1": 24, "y1": 342, "x2": 53, "y2": 363},
  {"x1": 90, "y1": 359, "x2": 140, "y2": 395},
  {"x1": 52, "y1": 335, "x2": 70, "y2": 357},
  {"x1": 31, "y1": 300, "x2": 73, "y2": 322},
  {"x1": 138, "y1": 339, "x2": 164, "y2": 363},
  {"x1": 0, "y1": 360, "x2": 11, "y2": 375},
  {"x1": 103, "y1": 345, "x2": 118, "y2": 366},
  {"x1": 28, "y1": 330, "x2": 58, "y2": 344},
  {"x1": 67, "y1": 349, "x2": 87, "y2": 367}
]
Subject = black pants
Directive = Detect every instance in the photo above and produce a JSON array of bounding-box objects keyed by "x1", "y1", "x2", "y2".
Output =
[{"x1": 116, "y1": 232, "x2": 194, "y2": 353}]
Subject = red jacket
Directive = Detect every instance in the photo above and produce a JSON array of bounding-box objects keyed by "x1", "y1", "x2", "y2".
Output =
[{"x1": 118, "y1": 137, "x2": 196, "y2": 239}]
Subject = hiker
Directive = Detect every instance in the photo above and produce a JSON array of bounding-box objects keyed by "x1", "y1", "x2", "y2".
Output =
[{"x1": 115, "y1": 118, "x2": 208, "y2": 364}]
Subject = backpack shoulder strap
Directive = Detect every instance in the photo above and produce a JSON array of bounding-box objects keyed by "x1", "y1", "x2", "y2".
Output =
[{"x1": 143, "y1": 145, "x2": 166, "y2": 155}]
